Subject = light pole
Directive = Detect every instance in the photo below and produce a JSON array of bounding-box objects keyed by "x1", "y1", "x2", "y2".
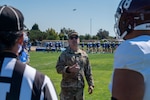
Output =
[{"x1": 90, "y1": 18, "x2": 92, "y2": 35}]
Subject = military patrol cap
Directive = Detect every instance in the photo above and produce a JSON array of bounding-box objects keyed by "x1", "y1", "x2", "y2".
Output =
[{"x1": 68, "y1": 32, "x2": 78, "y2": 38}]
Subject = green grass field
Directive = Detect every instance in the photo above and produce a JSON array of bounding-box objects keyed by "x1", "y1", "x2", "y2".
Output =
[{"x1": 29, "y1": 51, "x2": 114, "y2": 100}]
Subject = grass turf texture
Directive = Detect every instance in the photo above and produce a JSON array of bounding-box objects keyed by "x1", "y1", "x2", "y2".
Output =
[{"x1": 29, "y1": 51, "x2": 114, "y2": 100}]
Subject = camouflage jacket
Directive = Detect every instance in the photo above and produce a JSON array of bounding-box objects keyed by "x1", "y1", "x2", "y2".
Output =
[{"x1": 56, "y1": 46, "x2": 94, "y2": 88}]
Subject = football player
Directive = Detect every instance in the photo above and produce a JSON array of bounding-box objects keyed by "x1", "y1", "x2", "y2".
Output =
[{"x1": 110, "y1": 0, "x2": 150, "y2": 100}]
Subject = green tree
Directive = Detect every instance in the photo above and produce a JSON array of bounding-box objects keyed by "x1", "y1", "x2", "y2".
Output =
[
  {"x1": 84, "y1": 34, "x2": 92, "y2": 40},
  {"x1": 59, "y1": 27, "x2": 76, "y2": 40},
  {"x1": 96, "y1": 29, "x2": 109, "y2": 39},
  {"x1": 79, "y1": 35, "x2": 85, "y2": 42},
  {"x1": 29, "y1": 30, "x2": 43, "y2": 41},
  {"x1": 31, "y1": 23, "x2": 40, "y2": 30},
  {"x1": 92, "y1": 35, "x2": 99, "y2": 40},
  {"x1": 46, "y1": 28, "x2": 59, "y2": 40}
]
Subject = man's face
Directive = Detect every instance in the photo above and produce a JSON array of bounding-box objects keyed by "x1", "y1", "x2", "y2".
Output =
[{"x1": 68, "y1": 35, "x2": 80, "y2": 47}]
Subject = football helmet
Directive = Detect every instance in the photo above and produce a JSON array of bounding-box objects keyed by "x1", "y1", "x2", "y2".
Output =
[{"x1": 114, "y1": 0, "x2": 150, "y2": 39}]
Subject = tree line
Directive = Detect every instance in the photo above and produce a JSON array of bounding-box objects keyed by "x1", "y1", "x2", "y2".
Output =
[{"x1": 28, "y1": 23, "x2": 115, "y2": 43}]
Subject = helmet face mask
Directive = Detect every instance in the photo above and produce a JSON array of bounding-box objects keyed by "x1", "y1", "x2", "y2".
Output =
[
  {"x1": 114, "y1": 10, "x2": 122, "y2": 39},
  {"x1": 115, "y1": 0, "x2": 150, "y2": 39}
]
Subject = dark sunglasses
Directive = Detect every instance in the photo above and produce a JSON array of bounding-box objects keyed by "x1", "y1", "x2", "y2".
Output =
[{"x1": 69, "y1": 36, "x2": 79, "y2": 40}]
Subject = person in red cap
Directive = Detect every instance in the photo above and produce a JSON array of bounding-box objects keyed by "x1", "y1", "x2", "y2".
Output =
[{"x1": 0, "y1": 5, "x2": 58, "y2": 100}]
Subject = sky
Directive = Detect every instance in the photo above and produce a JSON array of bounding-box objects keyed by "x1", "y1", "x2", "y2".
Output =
[{"x1": 1, "y1": 0, "x2": 121, "y2": 37}]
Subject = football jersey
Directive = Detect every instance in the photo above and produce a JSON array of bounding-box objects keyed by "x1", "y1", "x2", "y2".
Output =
[
  {"x1": 0, "y1": 52, "x2": 58, "y2": 100},
  {"x1": 110, "y1": 35, "x2": 150, "y2": 100}
]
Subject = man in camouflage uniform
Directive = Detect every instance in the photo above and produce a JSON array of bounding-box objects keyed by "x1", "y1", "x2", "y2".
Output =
[{"x1": 56, "y1": 32, "x2": 94, "y2": 100}]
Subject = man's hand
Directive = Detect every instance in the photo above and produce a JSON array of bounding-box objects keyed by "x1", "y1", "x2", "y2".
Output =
[
  {"x1": 68, "y1": 63, "x2": 80, "y2": 73},
  {"x1": 88, "y1": 86, "x2": 94, "y2": 94}
]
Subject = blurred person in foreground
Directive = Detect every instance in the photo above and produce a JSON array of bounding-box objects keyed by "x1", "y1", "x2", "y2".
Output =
[
  {"x1": 0, "y1": 5, "x2": 58, "y2": 100},
  {"x1": 56, "y1": 32, "x2": 94, "y2": 100},
  {"x1": 109, "y1": 0, "x2": 150, "y2": 100},
  {"x1": 18, "y1": 32, "x2": 30, "y2": 64}
]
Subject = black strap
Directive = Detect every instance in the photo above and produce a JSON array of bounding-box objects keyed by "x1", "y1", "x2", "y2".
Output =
[
  {"x1": 6, "y1": 60, "x2": 25, "y2": 100},
  {"x1": 31, "y1": 71, "x2": 44, "y2": 100},
  {"x1": 111, "y1": 97, "x2": 118, "y2": 100},
  {"x1": 43, "y1": 84, "x2": 52, "y2": 100},
  {"x1": 0, "y1": 57, "x2": 4, "y2": 74},
  {"x1": 0, "y1": 77, "x2": 11, "y2": 83}
]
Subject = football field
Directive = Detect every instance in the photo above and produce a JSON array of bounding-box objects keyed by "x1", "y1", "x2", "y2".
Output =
[{"x1": 29, "y1": 51, "x2": 114, "y2": 100}]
